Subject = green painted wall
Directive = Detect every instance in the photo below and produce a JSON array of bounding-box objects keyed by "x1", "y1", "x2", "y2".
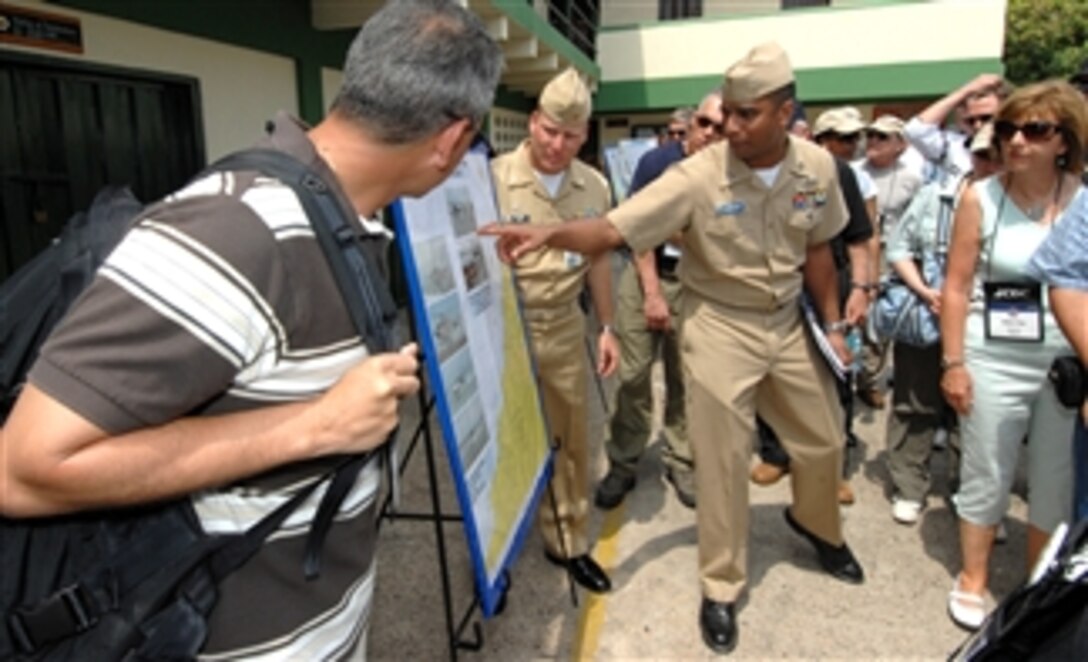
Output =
[
  {"x1": 595, "y1": 58, "x2": 1005, "y2": 112},
  {"x1": 54, "y1": 0, "x2": 356, "y2": 123}
]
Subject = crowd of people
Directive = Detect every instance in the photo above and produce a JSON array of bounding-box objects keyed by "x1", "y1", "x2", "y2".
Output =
[
  {"x1": 1, "y1": 0, "x2": 1085, "y2": 658},
  {"x1": 485, "y1": 45, "x2": 1088, "y2": 655}
]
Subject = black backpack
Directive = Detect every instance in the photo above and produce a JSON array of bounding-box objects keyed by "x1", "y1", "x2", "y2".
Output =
[
  {"x1": 950, "y1": 519, "x2": 1088, "y2": 661},
  {"x1": 0, "y1": 148, "x2": 398, "y2": 661}
]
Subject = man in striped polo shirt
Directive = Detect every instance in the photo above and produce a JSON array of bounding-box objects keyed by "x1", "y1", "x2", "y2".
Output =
[{"x1": 0, "y1": 1, "x2": 502, "y2": 659}]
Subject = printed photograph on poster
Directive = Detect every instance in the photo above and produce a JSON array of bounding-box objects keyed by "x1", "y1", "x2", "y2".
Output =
[
  {"x1": 417, "y1": 236, "x2": 457, "y2": 299},
  {"x1": 440, "y1": 347, "x2": 478, "y2": 415},
  {"x1": 428, "y1": 293, "x2": 468, "y2": 362},
  {"x1": 447, "y1": 186, "x2": 477, "y2": 237},
  {"x1": 392, "y1": 145, "x2": 552, "y2": 618}
]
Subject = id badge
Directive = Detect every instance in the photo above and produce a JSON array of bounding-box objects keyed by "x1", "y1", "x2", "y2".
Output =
[{"x1": 983, "y1": 282, "x2": 1043, "y2": 342}]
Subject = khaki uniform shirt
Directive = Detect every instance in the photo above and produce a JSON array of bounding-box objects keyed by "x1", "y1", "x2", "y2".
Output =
[
  {"x1": 610, "y1": 136, "x2": 847, "y2": 311},
  {"x1": 492, "y1": 141, "x2": 611, "y2": 308}
]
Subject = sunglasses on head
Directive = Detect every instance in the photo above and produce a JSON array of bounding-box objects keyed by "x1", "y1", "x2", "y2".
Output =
[
  {"x1": 695, "y1": 115, "x2": 724, "y2": 133},
  {"x1": 964, "y1": 113, "x2": 994, "y2": 128},
  {"x1": 993, "y1": 119, "x2": 1060, "y2": 142}
]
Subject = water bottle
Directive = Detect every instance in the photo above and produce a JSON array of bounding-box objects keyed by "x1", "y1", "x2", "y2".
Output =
[{"x1": 845, "y1": 327, "x2": 863, "y2": 373}]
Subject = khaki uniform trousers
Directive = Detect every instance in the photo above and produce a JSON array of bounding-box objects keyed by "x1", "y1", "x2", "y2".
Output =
[
  {"x1": 607, "y1": 261, "x2": 691, "y2": 477},
  {"x1": 524, "y1": 301, "x2": 590, "y2": 558},
  {"x1": 684, "y1": 298, "x2": 844, "y2": 602}
]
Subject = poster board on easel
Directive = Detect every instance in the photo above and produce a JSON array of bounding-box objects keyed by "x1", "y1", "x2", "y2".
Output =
[{"x1": 390, "y1": 144, "x2": 552, "y2": 617}]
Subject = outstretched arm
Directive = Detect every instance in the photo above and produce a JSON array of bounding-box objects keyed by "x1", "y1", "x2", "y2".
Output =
[{"x1": 479, "y1": 216, "x2": 624, "y2": 263}]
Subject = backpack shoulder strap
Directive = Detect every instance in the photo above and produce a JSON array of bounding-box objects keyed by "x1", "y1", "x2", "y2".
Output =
[
  {"x1": 201, "y1": 148, "x2": 396, "y2": 577},
  {"x1": 206, "y1": 148, "x2": 397, "y2": 353}
]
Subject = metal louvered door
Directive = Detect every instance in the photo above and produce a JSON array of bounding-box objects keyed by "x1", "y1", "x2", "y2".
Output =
[{"x1": 0, "y1": 52, "x2": 204, "y2": 281}]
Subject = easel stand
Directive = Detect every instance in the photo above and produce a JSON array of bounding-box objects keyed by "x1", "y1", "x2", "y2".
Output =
[{"x1": 377, "y1": 374, "x2": 574, "y2": 661}]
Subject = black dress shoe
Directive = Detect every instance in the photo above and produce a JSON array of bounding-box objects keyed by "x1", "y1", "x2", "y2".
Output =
[
  {"x1": 699, "y1": 597, "x2": 738, "y2": 654},
  {"x1": 784, "y1": 508, "x2": 865, "y2": 584},
  {"x1": 595, "y1": 469, "x2": 636, "y2": 510},
  {"x1": 544, "y1": 551, "x2": 611, "y2": 593}
]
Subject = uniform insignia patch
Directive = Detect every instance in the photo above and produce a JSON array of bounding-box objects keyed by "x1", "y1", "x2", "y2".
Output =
[{"x1": 716, "y1": 201, "x2": 746, "y2": 216}]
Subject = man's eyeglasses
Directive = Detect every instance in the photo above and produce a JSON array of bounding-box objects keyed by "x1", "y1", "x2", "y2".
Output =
[
  {"x1": 963, "y1": 113, "x2": 994, "y2": 128},
  {"x1": 993, "y1": 119, "x2": 1060, "y2": 142},
  {"x1": 864, "y1": 131, "x2": 891, "y2": 142},
  {"x1": 694, "y1": 115, "x2": 724, "y2": 134}
]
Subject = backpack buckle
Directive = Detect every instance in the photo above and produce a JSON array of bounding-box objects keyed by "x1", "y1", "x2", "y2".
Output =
[{"x1": 8, "y1": 584, "x2": 98, "y2": 653}]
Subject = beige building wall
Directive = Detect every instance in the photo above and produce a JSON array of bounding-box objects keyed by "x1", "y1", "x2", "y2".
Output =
[
  {"x1": 598, "y1": 0, "x2": 1006, "y2": 82},
  {"x1": 603, "y1": 0, "x2": 795, "y2": 27},
  {"x1": 4, "y1": 0, "x2": 298, "y2": 160}
]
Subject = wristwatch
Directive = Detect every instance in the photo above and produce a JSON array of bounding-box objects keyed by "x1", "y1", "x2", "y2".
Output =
[
  {"x1": 851, "y1": 281, "x2": 877, "y2": 293},
  {"x1": 600, "y1": 324, "x2": 616, "y2": 336},
  {"x1": 823, "y1": 320, "x2": 849, "y2": 334}
]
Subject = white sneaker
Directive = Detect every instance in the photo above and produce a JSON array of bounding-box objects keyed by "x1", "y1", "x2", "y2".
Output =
[
  {"x1": 892, "y1": 498, "x2": 923, "y2": 525},
  {"x1": 948, "y1": 575, "x2": 987, "y2": 631}
]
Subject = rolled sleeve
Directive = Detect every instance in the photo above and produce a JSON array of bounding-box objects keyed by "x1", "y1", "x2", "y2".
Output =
[
  {"x1": 608, "y1": 164, "x2": 695, "y2": 254},
  {"x1": 1028, "y1": 194, "x2": 1088, "y2": 291}
]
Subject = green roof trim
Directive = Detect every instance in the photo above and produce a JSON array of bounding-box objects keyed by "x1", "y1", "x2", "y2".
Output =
[
  {"x1": 595, "y1": 58, "x2": 1004, "y2": 112},
  {"x1": 489, "y1": 0, "x2": 599, "y2": 79}
]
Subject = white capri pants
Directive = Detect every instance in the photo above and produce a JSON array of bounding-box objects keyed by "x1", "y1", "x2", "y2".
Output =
[{"x1": 953, "y1": 314, "x2": 1076, "y2": 532}]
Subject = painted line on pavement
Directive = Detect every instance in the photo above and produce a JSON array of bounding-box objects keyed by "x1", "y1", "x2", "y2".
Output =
[{"x1": 572, "y1": 502, "x2": 626, "y2": 660}]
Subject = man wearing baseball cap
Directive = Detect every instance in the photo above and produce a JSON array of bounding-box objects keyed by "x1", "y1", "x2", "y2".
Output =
[
  {"x1": 490, "y1": 67, "x2": 618, "y2": 594},
  {"x1": 482, "y1": 42, "x2": 865, "y2": 654}
]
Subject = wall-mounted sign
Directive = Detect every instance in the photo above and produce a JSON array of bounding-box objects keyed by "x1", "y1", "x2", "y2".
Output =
[{"x1": 0, "y1": 2, "x2": 83, "y2": 54}]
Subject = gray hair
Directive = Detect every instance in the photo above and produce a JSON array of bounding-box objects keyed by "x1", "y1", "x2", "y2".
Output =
[
  {"x1": 332, "y1": 0, "x2": 503, "y2": 144},
  {"x1": 670, "y1": 107, "x2": 694, "y2": 124}
]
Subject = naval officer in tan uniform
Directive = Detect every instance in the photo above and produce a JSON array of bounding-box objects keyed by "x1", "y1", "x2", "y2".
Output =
[
  {"x1": 490, "y1": 68, "x2": 618, "y2": 593},
  {"x1": 483, "y1": 43, "x2": 864, "y2": 653}
]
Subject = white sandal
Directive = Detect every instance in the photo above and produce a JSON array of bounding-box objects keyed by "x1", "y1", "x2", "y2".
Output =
[{"x1": 948, "y1": 575, "x2": 987, "y2": 631}]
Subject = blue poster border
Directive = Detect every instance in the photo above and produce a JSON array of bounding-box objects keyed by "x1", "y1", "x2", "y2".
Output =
[{"x1": 389, "y1": 146, "x2": 553, "y2": 617}]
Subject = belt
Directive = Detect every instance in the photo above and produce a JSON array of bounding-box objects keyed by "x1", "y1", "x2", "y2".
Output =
[{"x1": 657, "y1": 255, "x2": 679, "y2": 276}]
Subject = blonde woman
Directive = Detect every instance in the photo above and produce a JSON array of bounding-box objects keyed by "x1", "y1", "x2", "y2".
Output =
[{"x1": 940, "y1": 80, "x2": 1087, "y2": 630}]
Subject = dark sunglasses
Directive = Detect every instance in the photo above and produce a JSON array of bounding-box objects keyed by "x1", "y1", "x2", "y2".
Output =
[
  {"x1": 695, "y1": 115, "x2": 724, "y2": 133},
  {"x1": 832, "y1": 132, "x2": 860, "y2": 143},
  {"x1": 993, "y1": 119, "x2": 1060, "y2": 142},
  {"x1": 864, "y1": 131, "x2": 890, "y2": 142},
  {"x1": 963, "y1": 113, "x2": 994, "y2": 128},
  {"x1": 667, "y1": 129, "x2": 687, "y2": 138}
]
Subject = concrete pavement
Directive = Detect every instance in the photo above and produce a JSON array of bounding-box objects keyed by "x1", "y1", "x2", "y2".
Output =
[{"x1": 368, "y1": 362, "x2": 1031, "y2": 660}]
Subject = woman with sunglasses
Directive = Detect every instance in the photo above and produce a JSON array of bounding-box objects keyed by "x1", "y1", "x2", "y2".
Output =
[{"x1": 940, "y1": 80, "x2": 1087, "y2": 630}]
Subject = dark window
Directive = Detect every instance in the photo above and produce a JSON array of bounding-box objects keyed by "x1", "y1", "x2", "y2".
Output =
[
  {"x1": 547, "y1": 0, "x2": 599, "y2": 59},
  {"x1": 659, "y1": 0, "x2": 702, "y2": 20}
]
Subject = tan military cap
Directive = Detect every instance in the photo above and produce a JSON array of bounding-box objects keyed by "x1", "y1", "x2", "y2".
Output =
[
  {"x1": 722, "y1": 42, "x2": 794, "y2": 103},
  {"x1": 539, "y1": 68, "x2": 591, "y2": 126},
  {"x1": 813, "y1": 107, "x2": 866, "y2": 137},
  {"x1": 969, "y1": 122, "x2": 995, "y2": 153},
  {"x1": 868, "y1": 114, "x2": 906, "y2": 136}
]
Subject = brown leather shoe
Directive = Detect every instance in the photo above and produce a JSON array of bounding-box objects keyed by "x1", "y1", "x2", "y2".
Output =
[
  {"x1": 838, "y1": 481, "x2": 856, "y2": 505},
  {"x1": 856, "y1": 388, "x2": 886, "y2": 409},
  {"x1": 750, "y1": 461, "x2": 788, "y2": 486}
]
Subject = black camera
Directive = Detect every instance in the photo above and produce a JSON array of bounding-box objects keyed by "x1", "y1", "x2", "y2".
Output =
[{"x1": 1048, "y1": 355, "x2": 1086, "y2": 409}]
